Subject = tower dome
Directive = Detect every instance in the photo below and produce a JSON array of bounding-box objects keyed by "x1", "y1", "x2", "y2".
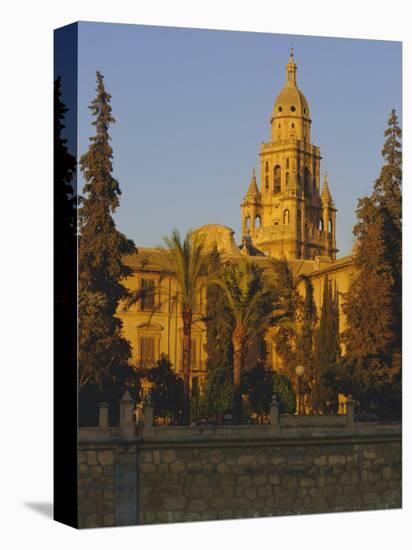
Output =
[
  {"x1": 270, "y1": 49, "x2": 311, "y2": 142},
  {"x1": 272, "y1": 84, "x2": 310, "y2": 120}
]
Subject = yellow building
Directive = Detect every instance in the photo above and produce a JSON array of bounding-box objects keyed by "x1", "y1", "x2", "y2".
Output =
[{"x1": 118, "y1": 51, "x2": 355, "y2": 392}]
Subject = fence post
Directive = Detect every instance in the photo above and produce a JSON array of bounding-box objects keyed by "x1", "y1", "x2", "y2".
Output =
[
  {"x1": 119, "y1": 390, "x2": 135, "y2": 438},
  {"x1": 143, "y1": 399, "x2": 154, "y2": 433},
  {"x1": 270, "y1": 394, "x2": 280, "y2": 432},
  {"x1": 346, "y1": 396, "x2": 355, "y2": 427},
  {"x1": 99, "y1": 402, "x2": 110, "y2": 431},
  {"x1": 134, "y1": 402, "x2": 144, "y2": 427}
]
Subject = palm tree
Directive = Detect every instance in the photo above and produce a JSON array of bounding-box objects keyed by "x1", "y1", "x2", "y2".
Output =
[
  {"x1": 124, "y1": 229, "x2": 210, "y2": 424},
  {"x1": 162, "y1": 229, "x2": 210, "y2": 423},
  {"x1": 212, "y1": 259, "x2": 283, "y2": 423}
]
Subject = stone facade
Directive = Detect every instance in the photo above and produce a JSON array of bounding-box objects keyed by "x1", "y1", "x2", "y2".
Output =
[{"x1": 78, "y1": 418, "x2": 402, "y2": 528}]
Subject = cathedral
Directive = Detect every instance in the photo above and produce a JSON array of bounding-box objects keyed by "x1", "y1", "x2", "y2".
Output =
[{"x1": 118, "y1": 51, "x2": 355, "y2": 395}]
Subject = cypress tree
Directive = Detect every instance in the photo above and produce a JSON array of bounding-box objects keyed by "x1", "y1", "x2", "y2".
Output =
[
  {"x1": 271, "y1": 258, "x2": 300, "y2": 381},
  {"x1": 204, "y1": 247, "x2": 234, "y2": 371},
  {"x1": 296, "y1": 276, "x2": 317, "y2": 410},
  {"x1": 340, "y1": 110, "x2": 402, "y2": 418},
  {"x1": 313, "y1": 275, "x2": 340, "y2": 412},
  {"x1": 202, "y1": 247, "x2": 235, "y2": 419},
  {"x1": 78, "y1": 71, "x2": 135, "y2": 396}
]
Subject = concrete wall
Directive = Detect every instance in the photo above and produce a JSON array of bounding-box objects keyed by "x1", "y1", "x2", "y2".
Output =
[{"x1": 78, "y1": 418, "x2": 402, "y2": 528}]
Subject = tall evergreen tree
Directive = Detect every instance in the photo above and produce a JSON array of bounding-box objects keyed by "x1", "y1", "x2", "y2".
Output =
[
  {"x1": 339, "y1": 110, "x2": 402, "y2": 418},
  {"x1": 201, "y1": 247, "x2": 235, "y2": 420},
  {"x1": 78, "y1": 71, "x2": 135, "y2": 391},
  {"x1": 272, "y1": 264, "x2": 317, "y2": 411},
  {"x1": 204, "y1": 247, "x2": 234, "y2": 371},
  {"x1": 271, "y1": 259, "x2": 300, "y2": 381},
  {"x1": 296, "y1": 275, "x2": 317, "y2": 410},
  {"x1": 313, "y1": 275, "x2": 340, "y2": 412}
]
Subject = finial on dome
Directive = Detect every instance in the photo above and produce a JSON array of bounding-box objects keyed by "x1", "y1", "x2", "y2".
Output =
[{"x1": 286, "y1": 47, "x2": 297, "y2": 84}]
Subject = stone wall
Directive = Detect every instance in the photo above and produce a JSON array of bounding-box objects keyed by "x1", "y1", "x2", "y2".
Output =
[
  {"x1": 137, "y1": 437, "x2": 401, "y2": 524},
  {"x1": 78, "y1": 444, "x2": 117, "y2": 528},
  {"x1": 78, "y1": 422, "x2": 402, "y2": 528}
]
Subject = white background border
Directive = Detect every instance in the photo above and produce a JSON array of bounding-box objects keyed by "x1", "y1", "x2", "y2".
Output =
[{"x1": 0, "y1": 0, "x2": 410, "y2": 548}]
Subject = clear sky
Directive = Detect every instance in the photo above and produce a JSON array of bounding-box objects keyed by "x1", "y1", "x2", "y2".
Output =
[{"x1": 77, "y1": 22, "x2": 401, "y2": 256}]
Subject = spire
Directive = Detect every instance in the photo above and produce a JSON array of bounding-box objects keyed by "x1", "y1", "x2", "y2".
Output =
[
  {"x1": 321, "y1": 172, "x2": 332, "y2": 204},
  {"x1": 246, "y1": 167, "x2": 259, "y2": 197},
  {"x1": 286, "y1": 47, "x2": 297, "y2": 85}
]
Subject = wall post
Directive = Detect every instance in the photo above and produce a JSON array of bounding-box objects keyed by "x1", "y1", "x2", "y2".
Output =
[
  {"x1": 119, "y1": 391, "x2": 135, "y2": 438},
  {"x1": 98, "y1": 402, "x2": 110, "y2": 431},
  {"x1": 346, "y1": 396, "x2": 356, "y2": 427},
  {"x1": 270, "y1": 394, "x2": 280, "y2": 432},
  {"x1": 143, "y1": 399, "x2": 154, "y2": 436}
]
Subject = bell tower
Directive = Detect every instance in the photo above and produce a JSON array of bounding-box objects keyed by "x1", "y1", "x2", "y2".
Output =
[{"x1": 240, "y1": 50, "x2": 338, "y2": 261}]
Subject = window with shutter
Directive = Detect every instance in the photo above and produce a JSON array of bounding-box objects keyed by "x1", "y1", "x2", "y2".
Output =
[
  {"x1": 140, "y1": 336, "x2": 155, "y2": 367},
  {"x1": 141, "y1": 279, "x2": 156, "y2": 311}
]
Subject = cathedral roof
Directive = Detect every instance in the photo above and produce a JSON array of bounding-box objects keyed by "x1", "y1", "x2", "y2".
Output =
[
  {"x1": 239, "y1": 234, "x2": 265, "y2": 257},
  {"x1": 271, "y1": 51, "x2": 310, "y2": 121}
]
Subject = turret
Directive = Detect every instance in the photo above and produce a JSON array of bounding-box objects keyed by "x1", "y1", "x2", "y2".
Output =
[
  {"x1": 241, "y1": 168, "x2": 261, "y2": 237},
  {"x1": 321, "y1": 172, "x2": 337, "y2": 259}
]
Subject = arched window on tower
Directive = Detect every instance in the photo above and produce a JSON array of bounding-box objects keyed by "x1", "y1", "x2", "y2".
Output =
[
  {"x1": 328, "y1": 219, "x2": 333, "y2": 234},
  {"x1": 304, "y1": 168, "x2": 311, "y2": 196},
  {"x1": 296, "y1": 210, "x2": 302, "y2": 258},
  {"x1": 245, "y1": 216, "x2": 251, "y2": 231},
  {"x1": 265, "y1": 176, "x2": 269, "y2": 192},
  {"x1": 285, "y1": 172, "x2": 290, "y2": 186},
  {"x1": 273, "y1": 165, "x2": 281, "y2": 193},
  {"x1": 318, "y1": 219, "x2": 324, "y2": 232},
  {"x1": 283, "y1": 209, "x2": 290, "y2": 225},
  {"x1": 255, "y1": 215, "x2": 261, "y2": 229}
]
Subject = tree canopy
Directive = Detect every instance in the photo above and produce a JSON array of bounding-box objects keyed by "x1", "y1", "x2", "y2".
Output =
[
  {"x1": 78, "y1": 71, "x2": 135, "y2": 391},
  {"x1": 339, "y1": 110, "x2": 402, "y2": 419}
]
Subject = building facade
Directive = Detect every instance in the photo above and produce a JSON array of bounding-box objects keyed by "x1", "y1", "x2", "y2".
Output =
[{"x1": 118, "y1": 52, "x2": 355, "y2": 393}]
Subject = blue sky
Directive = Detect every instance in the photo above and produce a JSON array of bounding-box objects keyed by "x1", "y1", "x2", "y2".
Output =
[{"x1": 77, "y1": 22, "x2": 401, "y2": 256}]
